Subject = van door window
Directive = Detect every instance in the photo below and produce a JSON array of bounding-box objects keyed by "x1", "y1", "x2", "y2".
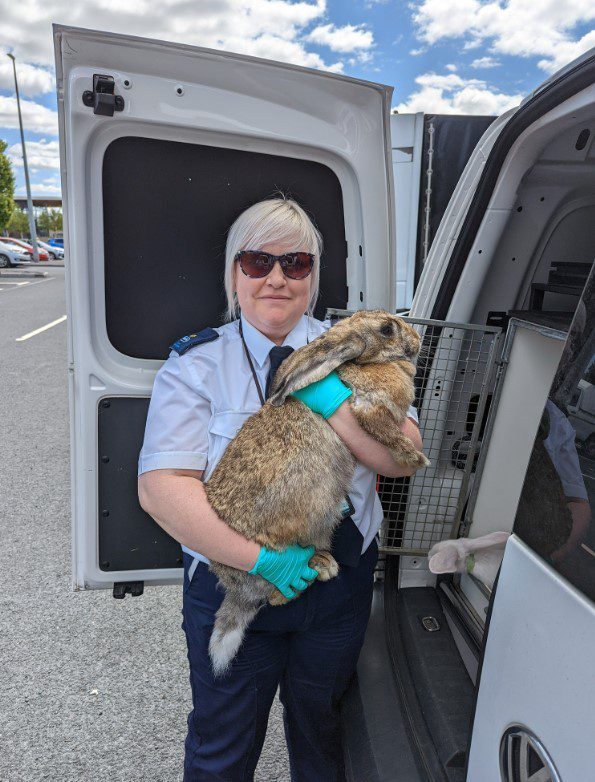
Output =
[{"x1": 513, "y1": 265, "x2": 594, "y2": 600}]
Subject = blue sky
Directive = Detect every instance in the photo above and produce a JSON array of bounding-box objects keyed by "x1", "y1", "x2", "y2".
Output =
[{"x1": 1, "y1": 0, "x2": 594, "y2": 196}]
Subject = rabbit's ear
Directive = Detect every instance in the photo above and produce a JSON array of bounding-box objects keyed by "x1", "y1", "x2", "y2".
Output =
[
  {"x1": 428, "y1": 545, "x2": 463, "y2": 574},
  {"x1": 269, "y1": 332, "x2": 367, "y2": 406}
]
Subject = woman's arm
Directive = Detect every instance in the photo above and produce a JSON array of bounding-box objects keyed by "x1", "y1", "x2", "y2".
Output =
[
  {"x1": 138, "y1": 468, "x2": 261, "y2": 570},
  {"x1": 327, "y1": 401, "x2": 424, "y2": 478}
]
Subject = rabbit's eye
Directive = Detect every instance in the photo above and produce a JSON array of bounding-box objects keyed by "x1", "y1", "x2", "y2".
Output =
[{"x1": 380, "y1": 324, "x2": 393, "y2": 336}]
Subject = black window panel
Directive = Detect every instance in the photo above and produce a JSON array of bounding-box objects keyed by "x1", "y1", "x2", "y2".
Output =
[
  {"x1": 513, "y1": 262, "x2": 595, "y2": 601},
  {"x1": 415, "y1": 114, "x2": 495, "y2": 284},
  {"x1": 103, "y1": 137, "x2": 347, "y2": 360},
  {"x1": 98, "y1": 397, "x2": 182, "y2": 570}
]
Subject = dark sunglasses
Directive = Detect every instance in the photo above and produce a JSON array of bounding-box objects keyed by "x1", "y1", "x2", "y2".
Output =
[{"x1": 235, "y1": 250, "x2": 315, "y2": 280}]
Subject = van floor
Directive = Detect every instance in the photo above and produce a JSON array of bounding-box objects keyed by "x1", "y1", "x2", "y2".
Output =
[{"x1": 341, "y1": 580, "x2": 475, "y2": 782}]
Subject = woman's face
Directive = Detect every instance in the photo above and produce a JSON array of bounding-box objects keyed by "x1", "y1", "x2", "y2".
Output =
[{"x1": 233, "y1": 241, "x2": 313, "y2": 343}]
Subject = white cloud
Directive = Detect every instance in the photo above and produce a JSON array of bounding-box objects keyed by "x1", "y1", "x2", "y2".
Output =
[
  {"x1": 471, "y1": 57, "x2": 500, "y2": 69},
  {"x1": 446, "y1": 63, "x2": 458, "y2": 72},
  {"x1": 537, "y1": 29, "x2": 595, "y2": 73},
  {"x1": 306, "y1": 23, "x2": 374, "y2": 54},
  {"x1": 0, "y1": 0, "x2": 340, "y2": 72},
  {"x1": 471, "y1": 56, "x2": 500, "y2": 68},
  {"x1": 16, "y1": 177, "x2": 62, "y2": 196},
  {"x1": 0, "y1": 59, "x2": 55, "y2": 97},
  {"x1": 7, "y1": 139, "x2": 60, "y2": 172},
  {"x1": 0, "y1": 95, "x2": 58, "y2": 135},
  {"x1": 411, "y1": 0, "x2": 595, "y2": 73},
  {"x1": 395, "y1": 71, "x2": 522, "y2": 114}
]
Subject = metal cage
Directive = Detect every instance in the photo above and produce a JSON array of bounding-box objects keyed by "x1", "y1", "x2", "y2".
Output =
[{"x1": 327, "y1": 311, "x2": 501, "y2": 555}]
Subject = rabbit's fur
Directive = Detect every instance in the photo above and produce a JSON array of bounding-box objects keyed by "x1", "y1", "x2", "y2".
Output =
[
  {"x1": 428, "y1": 532, "x2": 509, "y2": 589},
  {"x1": 204, "y1": 310, "x2": 429, "y2": 675}
]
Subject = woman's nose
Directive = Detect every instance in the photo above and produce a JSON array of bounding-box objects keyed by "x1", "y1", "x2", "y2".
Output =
[{"x1": 266, "y1": 261, "x2": 286, "y2": 286}]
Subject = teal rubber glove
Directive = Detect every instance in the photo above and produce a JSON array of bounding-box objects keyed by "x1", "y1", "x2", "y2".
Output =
[
  {"x1": 248, "y1": 544, "x2": 318, "y2": 600},
  {"x1": 291, "y1": 370, "x2": 353, "y2": 419}
]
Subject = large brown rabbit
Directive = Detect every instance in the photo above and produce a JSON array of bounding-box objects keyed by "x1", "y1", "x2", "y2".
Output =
[{"x1": 205, "y1": 310, "x2": 429, "y2": 675}]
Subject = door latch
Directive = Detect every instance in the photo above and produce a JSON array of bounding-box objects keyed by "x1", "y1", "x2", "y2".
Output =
[
  {"x1": 113, "y1": 581, "x2": 144, "y2": 599},
  {"x1": 82, "y1": 74, "x2": 124, "y2": 116}
]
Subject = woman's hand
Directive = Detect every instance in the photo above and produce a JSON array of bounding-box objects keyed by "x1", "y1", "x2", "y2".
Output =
[
  {"x1": 290, "y1": 370, "x2": 352, "y2": 418},
  {"x1": 248, "y1": 544, "x2": 319, "y2": 599}
]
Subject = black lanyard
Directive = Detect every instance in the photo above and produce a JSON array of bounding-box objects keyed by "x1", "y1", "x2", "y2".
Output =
[{"x1": 238, "y1": 317, "x2": 309, "y2": 408}]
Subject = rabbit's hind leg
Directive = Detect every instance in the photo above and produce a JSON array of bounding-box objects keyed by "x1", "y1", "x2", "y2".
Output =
[
  {"x1": 267, "y1": 551, "x2": 339, "y2": 606},
  {"x1": 268, "y1": 588, "x2": 291, "y2": 606},
  {"x1": 310, "y1": 550, "x2": 339, "y2": 581}
]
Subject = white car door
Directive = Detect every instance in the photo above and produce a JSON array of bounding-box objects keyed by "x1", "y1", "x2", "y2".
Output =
[
  {"x1": 466, "y1": 273, "x2": 595, "y2": 782},
  {"x1": 53, "y1": 24, "x2": 396, "y2": 592}
]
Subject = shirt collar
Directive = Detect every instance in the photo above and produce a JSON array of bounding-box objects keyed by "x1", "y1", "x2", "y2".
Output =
[{"x1": 239, "y1": 313, "x2": 310, "y2": 368}]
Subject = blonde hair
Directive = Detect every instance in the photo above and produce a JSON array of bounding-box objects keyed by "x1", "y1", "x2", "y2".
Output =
[{"x1": 224, "y1": 196, "x2": 323, "y2": 321}]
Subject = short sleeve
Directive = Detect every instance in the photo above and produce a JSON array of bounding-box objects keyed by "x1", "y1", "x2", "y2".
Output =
[
  {"x1": 544, "y1": 401, "x2": 588, "y2": 500},
  {"x1": 138, "y1": 355, "x2": 211, "y2": 475}
]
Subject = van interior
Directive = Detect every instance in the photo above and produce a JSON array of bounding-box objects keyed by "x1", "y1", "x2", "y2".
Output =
[{"x1": 344, "y1": 90, "x2": 595, "y2": 781}]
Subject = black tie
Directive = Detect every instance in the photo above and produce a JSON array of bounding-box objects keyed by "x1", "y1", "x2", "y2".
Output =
[{"x1": 265, "y1": 346, "x2": 294, "y2": 399}]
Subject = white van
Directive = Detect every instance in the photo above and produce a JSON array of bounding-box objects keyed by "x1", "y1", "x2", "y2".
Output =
[{"x1": 54, "y1": 24, "x2": 594, "y2": 781}]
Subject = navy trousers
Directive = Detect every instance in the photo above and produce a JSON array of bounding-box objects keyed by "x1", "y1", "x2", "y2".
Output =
[{"x1": 181, "y1": 538, "x2": 378, "y2": 781}]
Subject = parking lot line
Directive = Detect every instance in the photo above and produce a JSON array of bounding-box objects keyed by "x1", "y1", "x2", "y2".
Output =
[
  {"x1": 0, "y1": 277, "x2": 50, "y2": 293},
  {"x1": 16, "y1": 315, "x2": 67, "y2": 342}
]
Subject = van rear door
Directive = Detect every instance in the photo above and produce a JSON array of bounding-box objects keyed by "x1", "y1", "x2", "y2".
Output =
[{"x1": 53, "y1": 24, "x2": 396, "y2": 592}]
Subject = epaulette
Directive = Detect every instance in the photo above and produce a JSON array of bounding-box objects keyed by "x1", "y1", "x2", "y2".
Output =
[{"x1": 169, "y1": 327, "x2": 219, "y2": 355}]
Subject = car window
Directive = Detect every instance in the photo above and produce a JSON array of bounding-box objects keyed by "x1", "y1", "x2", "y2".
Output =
[{"x1": 513, "y1": 264, "x2": 594, "y2": 601}]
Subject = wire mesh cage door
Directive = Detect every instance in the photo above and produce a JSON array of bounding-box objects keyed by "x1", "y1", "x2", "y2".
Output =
[{"x1": 377, "y1": 318, "x2": 501, "y2": 555}]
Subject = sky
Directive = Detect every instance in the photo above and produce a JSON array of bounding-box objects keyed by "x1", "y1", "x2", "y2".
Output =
[{"x1": 1, "y1": 0, "x2": 594, "y2": 197}]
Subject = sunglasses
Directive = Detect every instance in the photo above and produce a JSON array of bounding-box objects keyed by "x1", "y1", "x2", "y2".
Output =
[{"x1": 235, "y1": 250, "x2": 314, "y2": 280}]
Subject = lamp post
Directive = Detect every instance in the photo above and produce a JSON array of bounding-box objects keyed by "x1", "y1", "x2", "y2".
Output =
[{"x1": 7, "y1": 52, "x2": 39, "y2": 263}]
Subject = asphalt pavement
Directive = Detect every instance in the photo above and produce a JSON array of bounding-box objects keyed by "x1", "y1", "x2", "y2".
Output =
[{"x1": 0, "y1": 266, "x2": 290, "y2": 781}]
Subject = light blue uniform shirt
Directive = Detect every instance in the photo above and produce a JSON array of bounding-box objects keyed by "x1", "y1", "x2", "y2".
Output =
[
  {"x1": 544, "y1": 400, "x2": 588, "y2": 500},
  {"x1": 138, "y1": 313, "x2": 419, "y2": 565}
]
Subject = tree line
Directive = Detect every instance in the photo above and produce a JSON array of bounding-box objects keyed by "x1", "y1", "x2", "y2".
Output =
[{"x1": 0, "y1": 139, "x2": 62, "y2": 237}]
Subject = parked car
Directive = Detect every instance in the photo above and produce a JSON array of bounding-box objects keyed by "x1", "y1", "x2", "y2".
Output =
[
  {"x1": 48, "y1": 237, "x2": 64, "y2": 248},
  {"x1": 37, "y1": 240, "x2": 65, "y2": 260},
  {"x1": 0, "y1": 240, "x2": 26, "y2": 268},
  {"x1": 0, "y1": 237, "x2": 49, "y2": 261},
  {"x1": 54, "y1": 24, "x2": 595, "y2": 781}
]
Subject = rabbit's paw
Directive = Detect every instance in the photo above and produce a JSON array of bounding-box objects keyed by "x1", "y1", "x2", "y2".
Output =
[
  {"x1": 417, "y1": 452, "x2": 430, "y2": 468},
  {"x1": 392, "y1": 447, "x2": 430, "y2": 469},
  {"x1": 310, "y1": 551, "x2": 339, "y2": 581},
  {"x1": 268, "y1": 588, "x2": 291, "y2": 606}
]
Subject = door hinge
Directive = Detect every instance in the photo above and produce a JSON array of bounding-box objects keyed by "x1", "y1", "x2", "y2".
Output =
[
  {"x1": 113, "y1": 581, "x2": 144, "y2": 599},
  {"x1": 83, "y1": 74, "x2": 124, "y2": 117}
]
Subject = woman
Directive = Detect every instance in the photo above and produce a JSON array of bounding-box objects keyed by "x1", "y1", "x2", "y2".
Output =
[{"x1": 137, "y1": 196, "x2": 424, "y2": 781}]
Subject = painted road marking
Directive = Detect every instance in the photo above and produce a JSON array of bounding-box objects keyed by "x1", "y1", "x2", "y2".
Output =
[
  {"x1": 16, "y1": 315, "x2": 67, "y2": 342},
  {"x1": 0, "y1": 277, "x2": 51, "y2": 294}
]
